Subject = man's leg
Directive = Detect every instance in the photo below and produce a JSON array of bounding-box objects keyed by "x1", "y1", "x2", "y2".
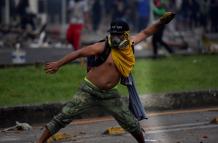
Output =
[
  {"x1": 158, "y1": 25, "x2": 174, "y2": 54},
  {"x1": 160, "y1": 39, "x2": 174, "y2": 54},
  {"x1": 71, "y1": 24, "x2": 83, "y2": 50},
  {"x1": 130, "y1": 130, "x2": 145, "y2": 143},
  {"x1": 101, "y1": 97, "x2": 145, "y2": 143},
  {"x1": 152, "y1": 35, "x2": 159, "y2": 58},
  {"x1": 36, "y1": 126, "x2": 51, "y2": 143},
  {"x1": 36, "y1": 91, "x2": 94, "y2": 143}
]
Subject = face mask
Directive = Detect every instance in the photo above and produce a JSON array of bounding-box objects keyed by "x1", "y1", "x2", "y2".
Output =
[
  {"x1": 111, "y1": 36, "x2": 122, "y2": 48},
  {"x1": 108, "y1": 34, "x2": 129, "y2": 49}
]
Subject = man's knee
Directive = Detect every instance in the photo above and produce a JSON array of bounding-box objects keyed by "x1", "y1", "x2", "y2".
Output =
[
  {"x1": 62, "y1": 97, "x2": 87, "y2": 116},
  {"x1": 46, "y1": 98, "x2": 86, "y2": 135},
  {"x1": 46, "y1": 112, "x2": 72, "y2": 135}
]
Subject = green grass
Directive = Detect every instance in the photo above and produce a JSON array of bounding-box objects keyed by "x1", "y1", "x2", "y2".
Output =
[
  {"x1": 133, "y1": 54, "x2": 218, "y2": 94},
  {"x1": 0, "y1": 54, "x2": 218, "y2": 107},
  {"x1": 0, "y1": 64, "x2": 87, "y2": 107}
]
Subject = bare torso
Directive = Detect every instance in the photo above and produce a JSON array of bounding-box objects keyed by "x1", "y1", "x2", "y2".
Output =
[{"x1": 87, "y1": 52, "x2": 121, "y2": 90}]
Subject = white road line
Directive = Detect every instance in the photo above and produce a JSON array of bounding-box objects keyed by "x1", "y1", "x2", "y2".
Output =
[
  {"x1": 144, "y1": 121, "x2": 209, "y2": 131},
  {"x1": 146, "y1": 123, "x2": 218, "y2": 134}
]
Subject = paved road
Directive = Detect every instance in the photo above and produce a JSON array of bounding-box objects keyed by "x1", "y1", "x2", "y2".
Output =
[{"x1": 1, "y1": 107, "x2": 218, "y2": 143}]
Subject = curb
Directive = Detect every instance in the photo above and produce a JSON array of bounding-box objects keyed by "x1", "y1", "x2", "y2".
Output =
[
  {"x1": 1, "y1": 90, "x2": 218, "y2": 128},
  {"x1": 141, "y1": 89, "x2": 218, "y2": 110}
]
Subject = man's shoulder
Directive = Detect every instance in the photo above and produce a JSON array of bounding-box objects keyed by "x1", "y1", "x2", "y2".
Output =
[{"x1": 87, "y1": 42, "x2": 105, "y2": 54}]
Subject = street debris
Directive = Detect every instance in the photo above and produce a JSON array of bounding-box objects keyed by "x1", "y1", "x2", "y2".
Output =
[
  {"x1": 202, "y1": 135, "x2": 208, "y2": 139},
  {"x1": 210, "y1": 117, "x2": 218, "y2": 124},
  {"x1": 47, "y1": 132, "x2": 71, "y2": 143},
  {"x1": 79, "y1": 131, "x2": 86, "y2": 135},
  {"x1": 1, "y1": 121, "x2": 32, "y2": 132},
  {"x1": 103, "y1": 127, "x2": 125, "y2": 135}
]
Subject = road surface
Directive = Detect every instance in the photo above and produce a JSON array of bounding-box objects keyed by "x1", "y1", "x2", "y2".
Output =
[{"x1": 1, "y1": 107, "x2": 218, "y2": 143}]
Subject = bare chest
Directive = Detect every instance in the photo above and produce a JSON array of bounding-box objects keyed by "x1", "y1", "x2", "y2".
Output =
[
  {"x1": 89, "y1": 53, "x2": 119, "y2": 74},
  {"x1": 101, "y1": 54, "x2": 116, "y2": 68}
]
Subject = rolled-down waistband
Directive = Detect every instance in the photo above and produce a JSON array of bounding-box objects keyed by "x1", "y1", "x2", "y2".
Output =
[{"x1": 81, "y1": 77, "x2": 120, "y2": 99}]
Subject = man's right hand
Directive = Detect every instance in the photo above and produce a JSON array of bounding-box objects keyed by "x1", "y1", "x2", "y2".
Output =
[
  {"x1": 160, "y1": 12, "x2": 176, "y2": 24},
  {"x1": 44, "y1": 62, "x2": 60, "y2": 74}
]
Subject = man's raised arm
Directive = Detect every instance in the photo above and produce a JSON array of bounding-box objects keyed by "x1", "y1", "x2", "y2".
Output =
[
  {"x1": 45, "y1": 43, "x2": 104, "y2": 74},
  {"x1": 131, "y1": 12, "x2": 175, "y2": 45}
]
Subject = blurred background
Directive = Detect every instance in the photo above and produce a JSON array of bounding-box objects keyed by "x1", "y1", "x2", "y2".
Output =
[
  {"x1": 1, "y1": 0, "x2": 218, "y2": 107},
  {"x1": 1, "y1": 1, "x2": 218, "y2": 142},
  {"x1": 0, "y1": 0, "x2": 217, "y2": 52}
]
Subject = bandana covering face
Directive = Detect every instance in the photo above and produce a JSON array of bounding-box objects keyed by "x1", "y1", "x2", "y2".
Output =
[{"x1": 111, "y1": 43, "x2": 135, "y2": 77}]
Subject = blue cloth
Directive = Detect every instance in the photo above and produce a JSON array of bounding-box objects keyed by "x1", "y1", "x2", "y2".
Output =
[{"x1": 121, "y1": 74, "x2": 148, "y2": 121}]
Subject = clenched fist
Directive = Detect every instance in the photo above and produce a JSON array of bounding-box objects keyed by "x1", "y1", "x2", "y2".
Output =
[{"x1": 160, "y1": 12, "x2": 176, "y2": 24}]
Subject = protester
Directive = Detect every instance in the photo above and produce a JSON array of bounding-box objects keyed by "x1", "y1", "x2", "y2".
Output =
[
  {"x1": 137, "y1": 0, "x2": 150, "y2": 32},
  {"x1": 91, "y1": 0, "x2": 102, "y2": 32},
  {"x1": 66, "y1": 0, "x2": 89, "y2": 50},
  {"x1": 209, "y1": 0, "x2": 218, "y2": 33},
  {"x1": 112, "y1": 0, "x2": 127, "y2": 20},
  {"x1": 16, "y1": 0, "x2": 36, "y2": 31},
  {"x1": 36, "y1": 12, "x2": 175, "y2": 143},
  {"x1": 152, "y1": 0, "x2": 174, "y2": 58}
]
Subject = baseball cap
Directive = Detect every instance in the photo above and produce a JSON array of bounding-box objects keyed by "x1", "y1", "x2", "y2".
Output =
[{"x1": 108, "y1": 19, "x2": 130, "y2": 34}]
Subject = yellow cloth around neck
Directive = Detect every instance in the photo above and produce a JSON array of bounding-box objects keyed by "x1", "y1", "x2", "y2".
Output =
[{"x1": 111, "y1": 44, "x2": 135, "y2": 77}]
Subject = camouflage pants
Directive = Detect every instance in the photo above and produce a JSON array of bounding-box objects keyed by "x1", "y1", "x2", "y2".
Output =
[{"x1": 46, "y1": 80, "x2": 141, "y2": 135}]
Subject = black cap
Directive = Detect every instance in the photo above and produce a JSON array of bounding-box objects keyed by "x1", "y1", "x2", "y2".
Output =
[{"x1": 108, "y1": 19, "x2": 129, "y2": 34}]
